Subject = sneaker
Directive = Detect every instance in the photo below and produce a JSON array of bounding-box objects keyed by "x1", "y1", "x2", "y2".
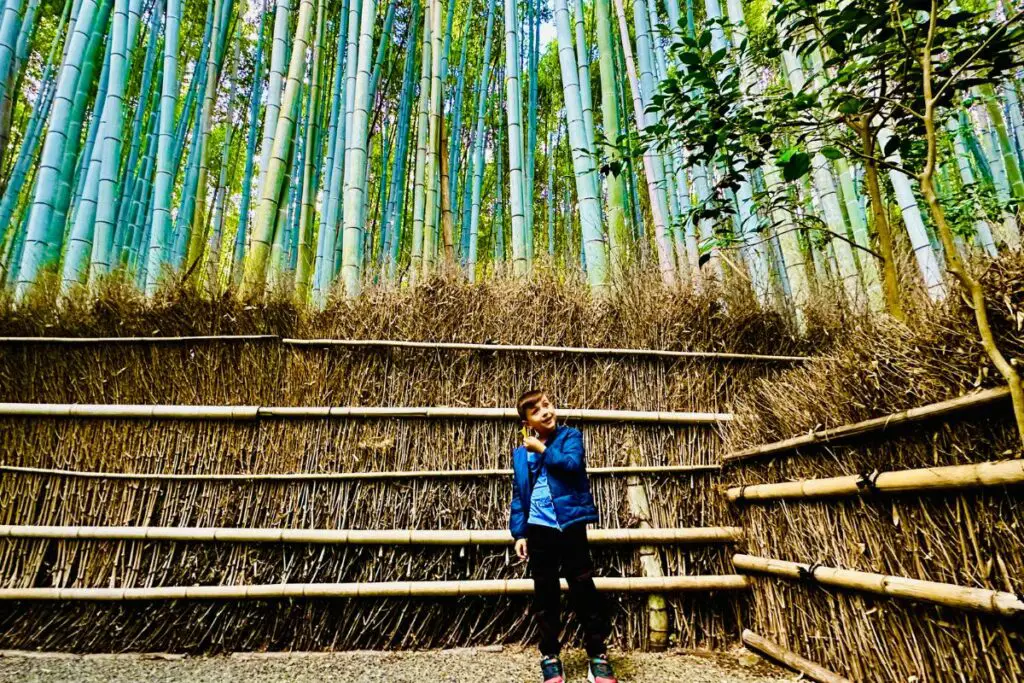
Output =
[
  {"x1": 540, "y1": 655, "x2": 565, "y2": 683},
  {"x1": 587, "y1": 655, "x2": 618, "y2": 683}
]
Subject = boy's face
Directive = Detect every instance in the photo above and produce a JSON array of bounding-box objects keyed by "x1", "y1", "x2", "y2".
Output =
[{"x1": 524, "y1": 394, "x2": 557, "y2": 434}]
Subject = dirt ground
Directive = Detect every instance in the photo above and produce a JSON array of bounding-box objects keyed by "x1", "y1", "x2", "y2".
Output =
[{"x1": 0, "y1": 647, "x2": 797, "y2": 682}]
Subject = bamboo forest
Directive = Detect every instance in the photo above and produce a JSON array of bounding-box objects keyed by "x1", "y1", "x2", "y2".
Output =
[
  {"x1": 1, "y1": 0, "x2": 1022, "y2": 310},
  {"x1": 3, "y1": 0, "x2": 1024, "y2": 681}
]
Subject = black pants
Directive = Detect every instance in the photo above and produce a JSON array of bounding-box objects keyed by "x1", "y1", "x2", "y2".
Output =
[{"x1": 526, "y1": 522, "x2": 609, "y2": 658}]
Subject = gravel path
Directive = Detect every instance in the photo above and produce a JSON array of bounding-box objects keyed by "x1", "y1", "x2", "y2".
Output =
[{"x1": 0, "y1": 647, "x2": 795, "y2": 682}]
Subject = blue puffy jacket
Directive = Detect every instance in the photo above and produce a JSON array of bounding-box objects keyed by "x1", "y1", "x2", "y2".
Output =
[{"x1": 509, "y1": 425, "x2": 599, "y2": 539}]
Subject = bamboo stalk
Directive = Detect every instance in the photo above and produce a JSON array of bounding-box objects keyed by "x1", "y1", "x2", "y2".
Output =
[
  {"x1": 283, "y1": 338, "x2": 814, "y2": 362},
  {"x1": 625, "y1": 441, "x2": 669, "y2": 650},
  {"x1": 727, "y1": 459, "x2": 1024, "y2": 502},
  {"x1": 723, "y1": 388, "x2": 1012, "y2": 464},
  {"x1": 0, "y1": 403, "x2": 732, "y2": 423},
  {"x1": 0, "y1": 464, "x2": 721, "y2": 480},
  {"x1": 732, "y1": 554, "x2": 1024, "y2": 617},
  {"x1": 0, "y1": 576, "x2": 750, "y2": 600},
  {"x1": 0, "y1": 525, "x2": 743, "y2": 545},
  {"x1": 741, "y1": 629, "x2": 852, "y2": 683}
]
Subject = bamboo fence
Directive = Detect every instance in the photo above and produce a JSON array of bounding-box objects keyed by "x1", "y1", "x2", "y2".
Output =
[
  {"x1": 0, "y1": 276, "x2": 804, "y2": 652},
  {"x1": 727, "y1": 459, "x2": 1024, "y2": 502},
  {"x1": 723, "y1": 388, "x2": 1011, "y2": 464},
  {"x1": 741, "y1": 630, "x2": 852, "y2": 683},
  {"x1": 0, "y1": 464, "x2": 722, "y2": 480},
  {"x1": 695, "y1": 259, "x2": 1024, "y2": 680},
  {"x1": 0, "y1": 576, "x2": 751, "y2": 601},
  {"x1": 733, "y1": 554, "x2": 1024, "y2": 617},
  {"x1": 0, "y1": 525, "x2": 744, "y2": 545},
  {"x1": 0, "y1": 402, "x2": 732, "y2": 423}
]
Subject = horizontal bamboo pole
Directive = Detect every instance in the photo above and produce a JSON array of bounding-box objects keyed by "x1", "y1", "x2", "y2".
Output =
[
  {"x1": 727, "y1": 459, "x2": 1024, "y2": 502},
  {"x1": 733, "y1": 554, "x2": 1024, "y2": 617},
  {"x1": 0, "y1": 464, "x2": 721, "y2": 481},
  {"x1": 723, "y1": 387, "x2": 1011, "y2": 464},
  {"x1": 0, "y1": 335, "x2": 279, "y2": 344},
  {"x1": 0, "y1": 403, "x2": 732, "y2": 423},
  {"x1": 0, "y1": 334, "x2": 814, "y2": 361},
  {"x1": 0, "y1": 403, "x2": 261, "y2": 419},
  {"x1": 283, "y1": 338, "x2": 814, "y2": 362},
  {"x1": 741, "y1": 629, "x2": 851, "y2": 683},
  {"x1": 0, "y1": 525, "x2": 743, "y2": 545},
  {"x1": 0, "y1": 576, "x2": 751, "y2": 601}
]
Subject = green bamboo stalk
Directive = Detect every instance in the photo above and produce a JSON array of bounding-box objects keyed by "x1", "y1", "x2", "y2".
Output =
[
  {"x1": 0, "y1": 0, "x2": 37, "y2": 167},
  {"x1": 88, "y1": 0, "x2": 133, "y2": 279},
  {"x1": 242, "y1": 0, "x2": 316, "y2": 296},
  {"x1": 421, "y1": 0, "x2": 444, "y2": 277},
  {"x1": 327, "y1": 0, "x2": 363, "y2": 281},
  {"x1": 409, "y1": 5, "x2": 431, "y2": 284},
  {"x1": 554, "y1": 0, "x2": 608, "y2": 290},
  {"x1": 502, "y1": 0, "x2": 527, "y2": 273},
  {"x1": 184, "y1": 0, "x2": 230, "y2": 278},
  {"x1": 548, "y1": 130, "x2": 555, "y2": 257},
  {"x1": 0, "y1": 0, "x2": 67, "y2": 239},
  {"x1": 572, "y1": 0, "x2": 596, "y2": 162},
  {"x1": 493, "y1": 77, "x2": 505, "y2": 264},
  {"x1": 257, "y1": 0, "x2": 292, "y2": 197},
  {"x1": 232, "y1": 7, "x2": 268, "y2": 286},
  {"x1": 339, "y1": 0, "x2": 376, "y2": 295},
  {"x1": 779, "y1": 46, "x2": 863, "y2": 305},
  {"x1": 205, "y1": 26, "x2": 242, "y2": 295},
  {"x1": 382, "y1": 0, "x2": 420, "y2": 280},
  {"x1": 593, "y1": 0, "x2": 628, "y2": 276},
  {"x1": 721, "y1": 0, "x2": 778, "y2": 302},
  {"x1": 15, "y1": 0, "x2": 101, "y2": 297},
  {"x1": 981, "y1": 82, "x2": 1024, "y2": 204},
  {"x1": 294, "y1": 0, "x2": 325, "y2": 300},
  {"x1": 0, "y1": 17, "x2": 60, "y2": 251},
  {"x1": 61, "y1": 13, "x2": 116, "y2": 291},
  {"x1": 366, "y1": 0, "x2": 396, "y2": 107},
  {"x1": 948, "y1": 117, "x2": 1002, "y2": 254},
  {"x1": 466, "y1": 0, "x2": 495, "y2": 280},
  {"x1": 636, "y1": 0, "x2": 688, "y2": 283},
  {"x1": 801, "y1": 45, "x2": 885, "y2": 308},
  {"x1": 0, "y1": 0, "x2": 26, "y2": 153},
  {"x1": 112, "y1": 0, "x2": 161, "y2": 259},
  {"x1": 145, "y1": 0, "x2": 181, "y2": 294},
  {"x1": 613, "y1": 0, "x2": 675, "y2": 284},
  {"x1": 124, "y1": 97, "x2": 159, "y2": 273},
  {"x1": 170, "y1": 9, "x2": 215, "y2": 271},
  {"x1": 312, "y1": 0, "x2": 352, "y2": 305},
  {"x1": 523, "y1": 0, "x2": 537, "y2": 263},
  {"x1": 338, "y1": 0, "x2": 363, "y2": 263},
  {"x1": 447, "y1": 0, "x2": 473, "y2": 226},
  {"x1": 269, "y1": 88, "x2": 301, "y2": 282}
]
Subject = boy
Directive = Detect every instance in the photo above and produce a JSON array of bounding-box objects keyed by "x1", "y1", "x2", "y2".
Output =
[{"x1": 510, "y1": 389, "x2": 618, "y2": 683}]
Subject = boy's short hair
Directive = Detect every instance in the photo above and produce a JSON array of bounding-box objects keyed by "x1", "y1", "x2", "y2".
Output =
[{"x1": 516, "y1": 389, "x2": 546, "y2": 420}]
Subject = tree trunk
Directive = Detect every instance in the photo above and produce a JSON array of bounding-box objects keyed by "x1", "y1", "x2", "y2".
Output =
[
  {"x1": 860, "y1": 129, "x2": 905, "y2": 321},
  {"x1": 920, "y1": 19, "x2": 1024, "y2": 446}
]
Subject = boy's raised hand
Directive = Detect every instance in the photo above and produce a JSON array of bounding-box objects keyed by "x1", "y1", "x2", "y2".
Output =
[
  {"x1": 515, "y1": 538, "x2": 528, "y2": 560},
  {"x1": 523, "y1": 435, "x2": 546, "y2": 453}
]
